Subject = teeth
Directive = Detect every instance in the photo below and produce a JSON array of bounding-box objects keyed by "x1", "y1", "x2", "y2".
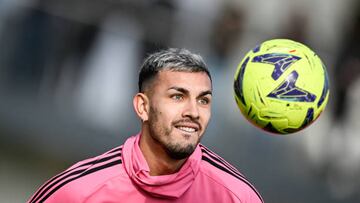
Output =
[{"x1": 178, "y1": 126, "x2": 196, "y2": 132}]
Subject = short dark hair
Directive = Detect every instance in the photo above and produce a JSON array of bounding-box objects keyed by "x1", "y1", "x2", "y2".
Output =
[{"x1": 138, "y1": 48, "x2": 211, "y2": 92}]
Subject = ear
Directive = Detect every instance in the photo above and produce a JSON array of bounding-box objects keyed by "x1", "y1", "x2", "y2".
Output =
[{"x1": 133, "y1": 93, "x2": 150, "y2": 122}]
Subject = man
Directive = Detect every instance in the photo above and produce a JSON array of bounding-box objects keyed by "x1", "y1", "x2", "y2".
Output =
[{"x1": 28, "y1": 48, "x2": 263, "y2": 203}]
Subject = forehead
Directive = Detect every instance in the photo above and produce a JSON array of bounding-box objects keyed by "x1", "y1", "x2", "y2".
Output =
[{"x1": 154, "y1": 71, "x2": 212, "y2": 92}]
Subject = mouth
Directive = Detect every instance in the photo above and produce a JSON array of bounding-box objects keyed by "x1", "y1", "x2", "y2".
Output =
[{"x1": 174, "y1": 123, "x2": 200, "y2": 134}]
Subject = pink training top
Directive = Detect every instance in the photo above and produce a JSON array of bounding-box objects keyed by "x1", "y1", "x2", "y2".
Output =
[{"x1": 28, "y1": 134, "x2": 264, "y2": 203}]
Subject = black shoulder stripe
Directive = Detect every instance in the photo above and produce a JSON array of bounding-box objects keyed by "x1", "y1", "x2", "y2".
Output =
[
  {"x1": 30, "y1": 151, "x2": 122, "y2": 203},
  {"x1": 106, "y1": 146, "x2": 123, "y2": 154},
  {"x1": 37, "y1": 159, "x2": 122, "y2": 203},
  {"x1": 202, "y1": 156, "x2": 263, "y2": 203},
  {"x1": 200, "y1": 146, "x2": 244, "y2": 179},
  {"x1": 201, "y1": 146, "x2": 239, "y2": 173}
]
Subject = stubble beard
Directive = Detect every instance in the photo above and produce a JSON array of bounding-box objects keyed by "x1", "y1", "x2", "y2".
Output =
[{"x1": 148, "y1": 106, "x2": 198, "y2": 160}]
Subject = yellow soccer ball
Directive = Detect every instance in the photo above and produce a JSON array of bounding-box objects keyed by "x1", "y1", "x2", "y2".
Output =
[{"x1": 234, "y1": 39, "x2": 330, "y2": 134}]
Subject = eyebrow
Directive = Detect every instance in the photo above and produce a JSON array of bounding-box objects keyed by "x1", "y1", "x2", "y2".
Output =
[{"x1": 168, "y1": 87, "x2": 212, "y2": 97}]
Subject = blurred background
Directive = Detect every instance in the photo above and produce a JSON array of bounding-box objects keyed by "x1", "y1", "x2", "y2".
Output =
[{"x1": 0, "y1": 0, "x2": 360, "y2": 202}]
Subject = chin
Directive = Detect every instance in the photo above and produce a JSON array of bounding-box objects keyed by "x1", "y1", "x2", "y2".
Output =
[{"x1": 165, "y1": 143, "x2": 197, "y2": 160}]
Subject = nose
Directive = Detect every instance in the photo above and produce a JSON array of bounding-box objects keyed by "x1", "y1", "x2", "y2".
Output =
[{"x1": 182, "y1": 98, "x2": 200, "y2": 119}]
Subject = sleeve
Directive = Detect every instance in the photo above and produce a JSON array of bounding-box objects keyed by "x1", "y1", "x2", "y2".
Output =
[
  {"x1": 27, "y1": 182, "x2": 84, "y2": 203},
  {"x1": 27, "y1": 160, "x2": 92, "y2": 203},
  {"x1": 244, "y1": 186, "x2": 264, "y2": 203},
  {"x1": 227, "y1": 178, "x2": 264, "y2": 203}
]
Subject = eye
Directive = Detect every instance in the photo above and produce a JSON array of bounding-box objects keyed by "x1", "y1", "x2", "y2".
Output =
[
  {"x1": 198, "y1": 97, "x2": 210, "y2": 105},
  {"x1": 171, "y1": 94, "x2": 184, "y2": 101}
]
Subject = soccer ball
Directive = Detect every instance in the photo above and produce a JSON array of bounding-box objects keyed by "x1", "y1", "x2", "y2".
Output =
[{"x1": 233, "y1": 39, "x2": 330, "y2": 134}]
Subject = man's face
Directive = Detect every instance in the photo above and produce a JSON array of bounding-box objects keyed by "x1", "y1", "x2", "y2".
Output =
[{"x1": 146, "y1": 70, "x2": 212, "y2": 160}]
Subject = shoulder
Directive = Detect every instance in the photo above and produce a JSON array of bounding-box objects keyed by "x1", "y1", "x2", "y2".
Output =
[
  {"x1": 28, "y1": 145, "x2": 124, "y2": 203},
  {"x1": 198, "y1": 144, "x2": 264, "y2": 203}
]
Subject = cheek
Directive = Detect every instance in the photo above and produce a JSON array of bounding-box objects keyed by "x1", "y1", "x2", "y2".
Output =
[
  {"x1": 151, "y1": 104, "x2": 177, "y2": 125},
  {"x1": 159, "y1": 102, "x2": 181, "y2": 118},
  {"x1": 200, "y1": 109, "x2": 211, "y2": 124}
]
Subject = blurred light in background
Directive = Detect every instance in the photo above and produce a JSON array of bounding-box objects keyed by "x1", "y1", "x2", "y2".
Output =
[{"x1": 0, "y1": 0, "x2": 360, "y2": 202}]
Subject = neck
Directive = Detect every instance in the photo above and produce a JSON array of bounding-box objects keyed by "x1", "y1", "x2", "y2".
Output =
[{"x1": 139, "y1": 128, "x2": 187, "y2": 176}]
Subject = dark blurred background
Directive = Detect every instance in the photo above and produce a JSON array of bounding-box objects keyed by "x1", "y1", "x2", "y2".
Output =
[{"x1": 1, "y1": 0, "x2": 360, "y2": 202}]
